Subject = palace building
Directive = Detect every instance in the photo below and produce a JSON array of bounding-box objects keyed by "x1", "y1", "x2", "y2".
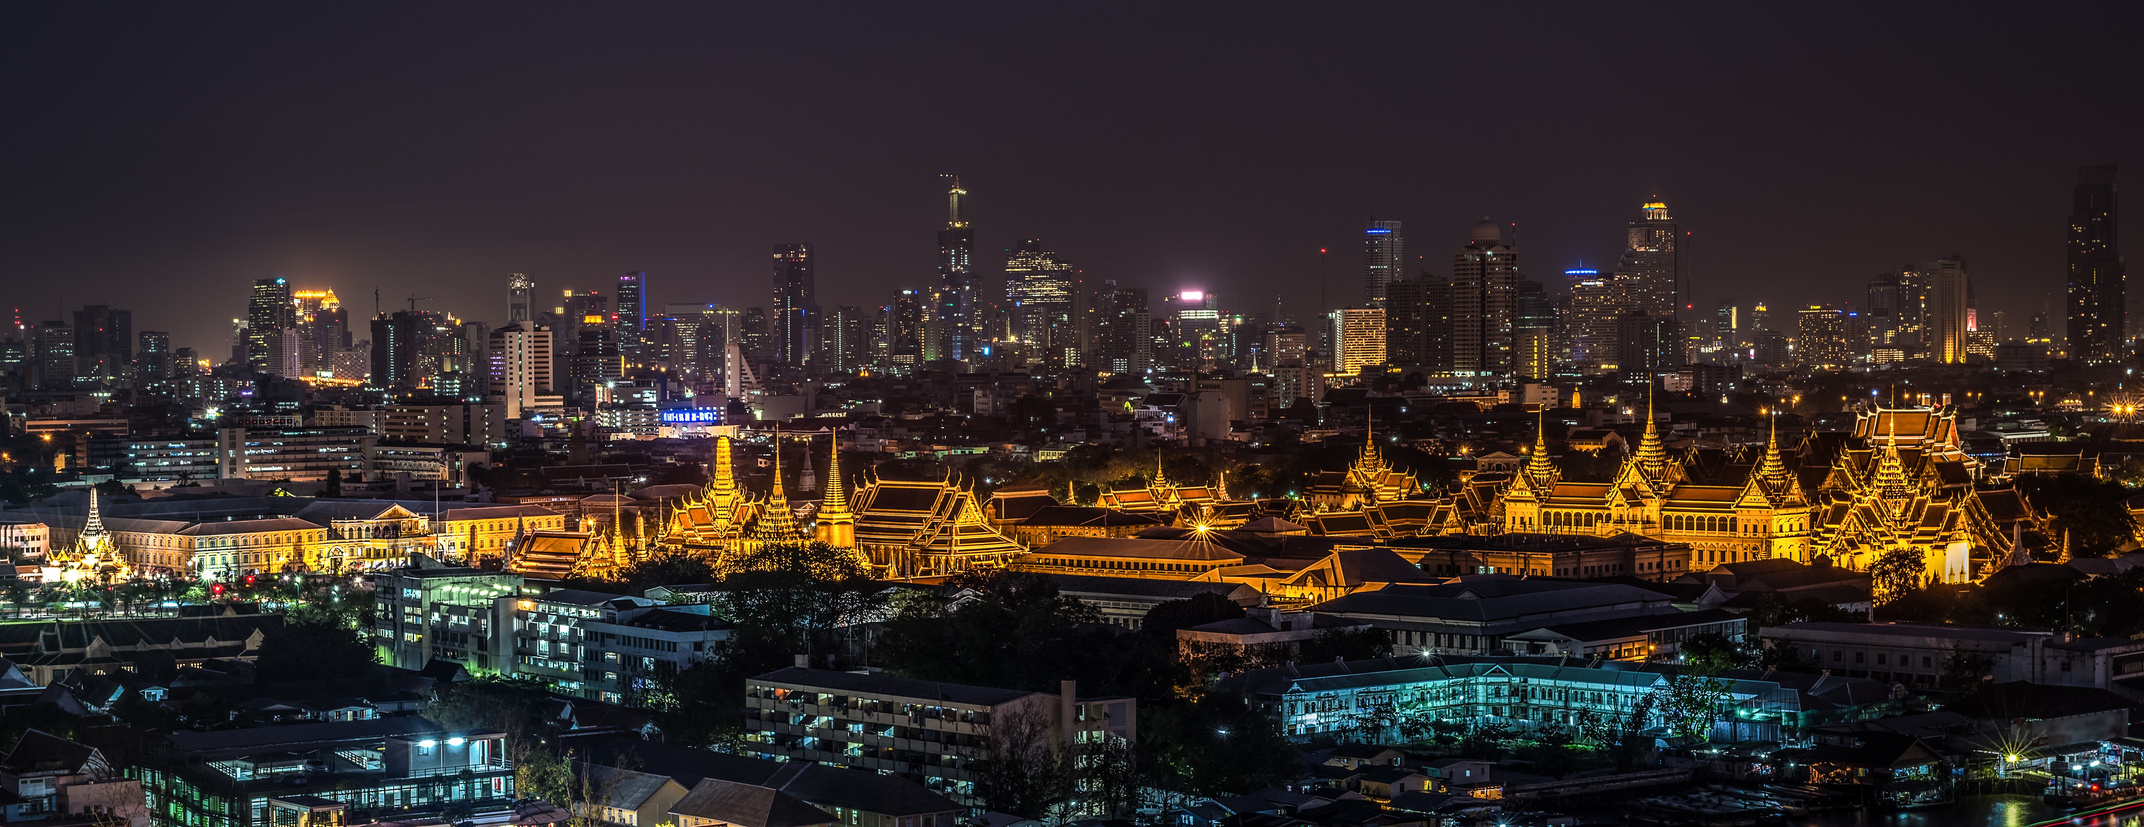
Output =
[
  {"x1": 1806, "y1": 406, "x2": 2036, "y2": 582},
  {"x1": 849, "y1": 473, "x2": 1026, "y2": 578},
  {"x1": 1492, "y1": 400, "x2": 2039, "y2": 584},
  {"x1": 1497, "y1": 401, "x2": 1811, "y2": 570}
]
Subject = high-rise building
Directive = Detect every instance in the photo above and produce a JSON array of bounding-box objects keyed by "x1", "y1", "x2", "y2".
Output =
[
  {"x1": 771, "y1": 245, "x2": 816, "y2": 368},
  {"x1": 2067, "y1": 165, "x2": 2123, "y2": 362},
  {"x1": 1797, "y1": 306, "x2": 1850, "y2": 368},
  {"x1": 1927, "y1": 255, "x2": 1971, "y2": 364},
  {"x1": 1567, "y1": 268, "x2": 1621, "y2": 368},
  {"x1": 246, "y1": 277, "x2": 295, "y2": 374},
  {"x1": 508, "y1": 274, "x2": 534, "y2": 324},
  {"x1": 1714, "y1": 300, "x2": 1739, "y2": 351},
  {"x1": 1451, "y1": 218, "x2": 1520, "y2": 375},
  {"x1": 1161, "y1": 290, "x2": 1222, "y2": 371},
  {"x1": 1614, "y1": 311, "x2": 1678, "y2": 376},
  {"x1": 817, "y1": 305, "x2": 874, "y2": 373},
  {"x1": 292, "y1": 289, "x2": 346, "y2": 376},
  {"x1": 1384, "y1": 275, "x2": 1451, "y2": 372},
  {"x1": 1514, "y1": 279, "x2": 1556, "y2": 380},
  {"x1": 71, "y1": 304, "x2": 131, "y2": 383},
  {"x1": 935, "y1": 175, "x2": 976, "y2": 363},
  {"x1": 369, "y1": 311, "x2": 431, "y2": 391},
  {"x1": 1329, "y1": 307, "x2": 1386, "y2": 375},
  {"x1": 488, "y1": 322, "x2": 555, "y2": 419},
  {"x1": 616, "y1": 272, "x2": 647, "y2": 354},
  {"x1": 1089, "y1": 281, "x2": 1151, "y2": 374},
  {"x1": 1004, "y1": 239, "x2": 1078, "y2": 369},
  {"x1": 883, "y1": 290, "x2": 924, "y2": 373},
  {"x1": 30, "y1": 321, "x2": 74, "y2": 389},
  {"x1": 136, "y1": 330, "x2": 172, "y2": 384},
  {"x1": 1364, "y1": 218, "x2": 1404, "y2": 305},
  {"x1": 1620, "y1": 199, "x2": 1679, "y2": 318},
  {"x1": 1264, "y1": 324, "x2": 1314, "y2": 405}
]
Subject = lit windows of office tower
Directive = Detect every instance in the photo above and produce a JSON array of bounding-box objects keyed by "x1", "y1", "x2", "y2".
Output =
[
  {"x1": 508, "y1": 274, "x2": 535, "y2": 324},
  {"x1": 616, "y1": 272, "x2": 647, "y2": 355},
  {"x1": 1451, "y1": 218, "x2": 1520, "y2": 376},
  {"x1": 1004, "y1": 239, "x2": 1078, "y2": 369},
  {"x1": 936, "y1": 174, "x2": 976, "y2": 362},
  {"x1": 771, "y1": 245, "x2": 816, "y2": 368},
  {"x1": 1566, "y1": 268, "x2": 1618, "y2": 368},
  {"x1": 246, "y1": 277, "x2": 295, "y2": 374},
  {"x1": 1363, "y1": 218, "x2": 1403, "y2": 305},
  {"x1": 1514, "y1": 280, "x2": 1555, "y2": 380},
  {"x1": 1089, "y1": 281, "x2": 1151, "y2": 374},
  {"x1": 1620, "y1": 199, "x2": 1679, "y2": 318},
  {"x1": 1328, "y1": 307, "x2": 1386, "y2": 375},
  {"x1": 488, "y1": 321, "x2": 554, "y2": 420},
  {"x1": 1797, "y1": 306, "x2": 1850, "y2": 368},
  {"x1": 1713, "y1": 300, "x2": 1738, "y2": 351},
  {"x1": 1927, "y1": 255, "x2": 1971, "y2": 364},
  {"x1": 136, "y1": 330, "x2": 172, "y2": 384},
  {"x1": 2067, "y1": 164, "x2": 2123, "y2": 362}
]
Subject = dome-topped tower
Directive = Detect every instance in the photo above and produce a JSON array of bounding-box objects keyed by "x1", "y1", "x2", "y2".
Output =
[{"x1": 1469, "y1": 216, "x2": 1502, "y2": 246}]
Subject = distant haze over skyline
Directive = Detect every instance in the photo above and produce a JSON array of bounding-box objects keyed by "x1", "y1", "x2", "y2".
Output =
[{"x1": 2, "y1": 4, "x2": 2137, "y2": 353}]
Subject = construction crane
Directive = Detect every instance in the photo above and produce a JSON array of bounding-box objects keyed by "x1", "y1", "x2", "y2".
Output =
[{"x1": 406, "y1": 294, "x2": 431, "y2": 312}]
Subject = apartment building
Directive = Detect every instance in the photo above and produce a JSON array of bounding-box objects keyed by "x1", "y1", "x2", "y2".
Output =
[
  {"x1": 1760, "y1": 622, "x2": 2144, "y2": 692},
  {"x1": 372, "y1": 570, "x2": 730, "y2": 703},
  {"x1": 130, "y1": 718, "x2": 515, "y2": 827},
  {"x1": 744, "y1": 666, "x2": 1135, "y2": 806}
]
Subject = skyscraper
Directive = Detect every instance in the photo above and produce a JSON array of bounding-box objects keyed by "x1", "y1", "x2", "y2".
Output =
[
  {"x1": 1003, "y1": 239, "x2": 1078, "y2": 369},
  {"x1": 1088, "y1": 280, "x2": 1151, "y2": 374},
  {"x1": 71, "y1": 304, "x2": 131, "y2": 383},
  {"x1": 31, "y1": 321, "x2": 74, "y2": 389},
  {"x1": 883, "y1": 290, "x2": 924, "y2": 373},
  {"x1": 1363, "y1": 218, "x2": 1404, "y2": 305},
  {"x1": 1514, "y1": 279, "x2": 1555, "y2": 379},
  {"x1": 136, "y1": 330, "x2": 172, "y2": 384},
  {"x1": 1329, "y1": 307, "x2": 1386, "y2": 375},
  {"x1": 1451, "y1": 218, "x2": 1520, "y2": 375},
  {"x1": 1620, "y1": 199, "x2": 1679, "y2": 318},
  {"x1": 246, "y1": 277, "x2": 295, "y2": 374},
  {"x1": 2067, "y1": 165, "x2": 2123, "y2": 362},
  {"x1": 1928, "y1": 255, "x2": 1971, "y2": 364},
  {"x1": 935, "y1": 174, "x2": 976, "y2": 362},
  {"x1": 1797, "y1": 305, "x2": 1850, "y2": 368},
  {"x1": 617, "y1": 272, "x2": 647, "y2": 354},
  {"x1": 508, "y1": 273, "x2": 534, "y2": 324},
  {"x1": 1384, "y1": 274, "x2": 1451, "y2": 372},
  {"x1": 489, "y1": 321, "x2": 554, "y2": 420},
  {"x1": 1566, "y1": 268, "x2": 1621, "y2": 368},
  {"x1": 293, "y1": 289, "x2": 346, "y2": 376},
  {"x1": 771, "y1": 245, "x2": 816, "y2": 368}
]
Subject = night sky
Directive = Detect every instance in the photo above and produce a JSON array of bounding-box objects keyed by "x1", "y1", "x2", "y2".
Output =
[{"x1": 3, "y1": 3, "x2": 2139, "y2": 355}]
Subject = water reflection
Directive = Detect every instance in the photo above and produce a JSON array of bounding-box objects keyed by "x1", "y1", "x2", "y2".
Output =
[{"x1": 1788, "y1": 795, "x2": 2083, "y2": 827}]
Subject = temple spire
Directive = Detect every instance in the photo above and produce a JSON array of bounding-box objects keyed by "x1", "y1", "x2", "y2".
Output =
[
  {"x1": 710, "y1": 436, "x2": 738, "y2": 502},
  {"x1": 1521, "y1": 407, "x2": 1560, "y2": 492},
  {"x1": 752, "y1": 426, "x2": 806, "y2": 543},
  {"x1": 82, "y1": 488, "x2": 106, "y2": 538},
  {"x1": 815, "y1": 433, "x2": 856, "y2": 548},
  {"x1": 821, "y1": 434, "x2": 847, "y2": 515},
  {"x1": 1632, "y1": 384, "x2": 1670, "y2": 480}
]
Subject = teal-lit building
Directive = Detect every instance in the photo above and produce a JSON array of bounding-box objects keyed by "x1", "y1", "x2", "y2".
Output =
[
  {"x1": 1232, "y1": 656, "x2": 1898, "y2": 745},
  {"x1": 129, "y1": 718, "x2": 513, "y2": 827}
]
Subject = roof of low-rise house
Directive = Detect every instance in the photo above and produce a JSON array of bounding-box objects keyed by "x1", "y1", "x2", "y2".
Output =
[{"x1": 669, "y1": 778, "x2": 833, "y2": 827}]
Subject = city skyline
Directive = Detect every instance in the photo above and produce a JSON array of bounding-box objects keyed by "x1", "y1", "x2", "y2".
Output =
[{"x1": 1, "y1": 5, "x2": 2137, "y2": 354}]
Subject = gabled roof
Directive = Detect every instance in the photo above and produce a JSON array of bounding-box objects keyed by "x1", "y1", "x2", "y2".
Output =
[
  {"x1": 670, "y1": 777, "x2": 832, "y2": 827},
  {"x1": 1, "y1": 729, "x2": 98, "y2": 775}
]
